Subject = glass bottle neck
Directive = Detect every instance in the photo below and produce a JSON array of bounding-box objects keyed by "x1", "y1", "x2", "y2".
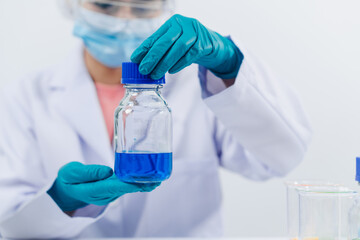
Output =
[{"x1": 124, "y1": 84, "x2": 163, "y2": 91}]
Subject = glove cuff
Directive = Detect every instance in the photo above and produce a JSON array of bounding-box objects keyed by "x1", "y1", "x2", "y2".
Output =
[
  {"x1": 209, "y1": 36, "x2": 244, "y2": 79},
  {"x1": 47, "y1": 180, "x2": 88, "y2": 212}
]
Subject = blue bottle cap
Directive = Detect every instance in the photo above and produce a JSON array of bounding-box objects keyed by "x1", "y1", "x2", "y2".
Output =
[
  {"x1": 122, "y1": 62, "x2": 165, "y2": 84},
  {"x1": 356, "y1": 157, "x2": 360, "y2": 183}
]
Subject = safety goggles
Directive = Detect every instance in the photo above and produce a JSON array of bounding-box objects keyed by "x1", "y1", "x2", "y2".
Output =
[{"x1": 77, "y1": 0, "x2": 172, "y2": 19}]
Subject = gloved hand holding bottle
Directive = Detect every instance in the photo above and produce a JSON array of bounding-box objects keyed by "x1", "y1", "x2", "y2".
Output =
[
  {"x1": 47, "y1": 162, "x2": 160, "y2": 212},
  {"x1": 131, "y1": 14, "x2": 244, "y2": 81}
]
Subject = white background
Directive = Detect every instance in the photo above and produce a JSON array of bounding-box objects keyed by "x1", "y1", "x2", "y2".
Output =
[{"x1": 1, "y1": 0, "x2": 360, "y2": 237}]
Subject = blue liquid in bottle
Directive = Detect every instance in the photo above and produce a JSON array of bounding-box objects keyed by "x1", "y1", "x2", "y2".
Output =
[{"x1": 115, "y1": 152, "x2": 172, "y2": 183}]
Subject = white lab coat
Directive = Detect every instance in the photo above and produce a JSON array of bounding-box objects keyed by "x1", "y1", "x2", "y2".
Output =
[{"x1": 0, "y1": 38, "x2": 312, "y2": 238}]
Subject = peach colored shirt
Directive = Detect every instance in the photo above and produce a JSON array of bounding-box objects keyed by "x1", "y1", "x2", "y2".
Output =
[{"x1": 94, "y1": 82, "x2": 125, "y2": 143}]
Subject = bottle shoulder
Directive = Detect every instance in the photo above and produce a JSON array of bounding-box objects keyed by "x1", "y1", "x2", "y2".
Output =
[
  {"x1": 120, "y1": 91, "x2": 169, "y2": 107},
  {"x1": 115, "y1": 90, "x2": 171, "y2": 115}
]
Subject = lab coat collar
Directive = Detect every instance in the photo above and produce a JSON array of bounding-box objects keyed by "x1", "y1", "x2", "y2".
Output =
[{"x1": 49, "y1": 42, "x2": 113, "y2": 167}]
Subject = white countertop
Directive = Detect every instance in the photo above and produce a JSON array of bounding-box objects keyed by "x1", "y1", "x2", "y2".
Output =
[
  {"x1": 77, "y1": 238, "x2": 286, "y2": 240},
  {"x1": 1, "y1": 237, "x2": 286, "y2": 240}
]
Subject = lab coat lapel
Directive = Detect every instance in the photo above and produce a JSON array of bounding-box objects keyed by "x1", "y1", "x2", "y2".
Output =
[
  {"x1": 60, "y1": 80, "x2": 113, "y2": 165},
  {"x1": 50, "y1": 43, "x2": 113, "y2": 166}
]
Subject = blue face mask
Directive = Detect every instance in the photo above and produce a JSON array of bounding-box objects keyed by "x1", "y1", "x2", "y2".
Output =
[{"x1": 73, "y1": 8, "x2": 165, "y2": 68}]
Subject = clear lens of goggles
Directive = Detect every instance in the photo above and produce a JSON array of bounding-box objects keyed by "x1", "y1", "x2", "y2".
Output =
[{"x1": 78, "y1": 0, "x2": 172, "y2": 19}]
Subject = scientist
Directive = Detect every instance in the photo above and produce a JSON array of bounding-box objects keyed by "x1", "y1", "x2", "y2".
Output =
[{"x1": 0, "y1": 0, "x2": 312, "y2": 238}]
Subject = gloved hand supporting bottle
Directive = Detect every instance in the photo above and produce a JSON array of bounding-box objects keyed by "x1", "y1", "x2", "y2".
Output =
[
  {"x1": 131, "y1": 14, "x2": 244, "y2": 80},
  {"x1": 47, "y1": 162, "x2": 160, "y2": 212}
]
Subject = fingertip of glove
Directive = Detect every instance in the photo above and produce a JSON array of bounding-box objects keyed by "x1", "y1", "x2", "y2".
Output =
[
  {"x1": 168, "y1": 67, "x2": 181, "y2": 75},
  {"x1": 150, "y1": 74, "x2": 159, "y2": 80},
  {"x1": 99, "y1": 167, "x2": 114, "y2": 179},
  {"x1": 139, "y1": 66, "x2": 149, "y2": 75},
  {"x1": 89, "y1": 165, "x2": 113, "y2": 182},
  {"x1": 130, "y1": 53, "x2": 140, "y2": 63},
  {"x1": 131, "y1": 47, "x2": 147, "y2": 64}
]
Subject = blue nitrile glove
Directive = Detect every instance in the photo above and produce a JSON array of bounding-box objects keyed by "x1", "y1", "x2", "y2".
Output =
[
  {"x1": 131, "y1": 14, "x2": 244, "y2": 80},
  {"x1": 47, "y1": 162, "x2": 160, "y2": 212}
]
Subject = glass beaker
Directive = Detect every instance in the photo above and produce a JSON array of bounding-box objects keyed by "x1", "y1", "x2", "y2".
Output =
[
  {"x1": 285, "y1": 180, "x2": 341, "y2": 240},
  {"x1": 298, "y1": 186, "x2": 359, "y2": 240}
]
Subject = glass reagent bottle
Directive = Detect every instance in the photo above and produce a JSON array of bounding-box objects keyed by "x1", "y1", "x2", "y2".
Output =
[{"x1": 114, "y1": 62, "x2": 172, "y2": 183}]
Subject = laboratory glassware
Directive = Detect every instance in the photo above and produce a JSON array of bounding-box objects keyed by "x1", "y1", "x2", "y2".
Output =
[
  {"x1": 285, "y1": 180, "x2": 342, "y2": 240},
  {"x1": 114, "y1": 62, "x2": 172, "y2": 183},
  {"x1": 298, "y1": 186, "x2": 359, "y2": 240}
]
